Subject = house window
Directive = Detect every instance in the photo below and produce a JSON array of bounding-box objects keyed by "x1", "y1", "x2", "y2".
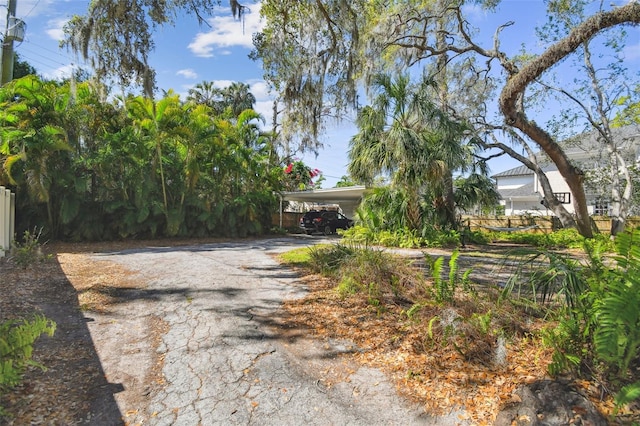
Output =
[
  {"x1": 594, "y1": 199, "x2": 609, "y2": 216},
  {"x1": 554, "y1": 192, "x2": 571, "y2": 204}
]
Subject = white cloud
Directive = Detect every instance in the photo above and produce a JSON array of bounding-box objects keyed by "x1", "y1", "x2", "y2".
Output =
[
  {"x1": 45, "y1": 18, "x2": 67, "y2": 41},
  {"x1": 248, "y1": 80, "x2": 270, "y2": 100},
  {"x1": 462, "y1": 3, "x2": 487, "y2": 22},
  {"x1": 42, "y1": 63, "x2": 74, "y2": 80},
  {"x1": 177, "y1": 68, "x2": 198, "y2": 79},
  {"x1": 17, "y1": 0, "x2": 56, "y2": 19},
  {"x1": 249, "y1": 80, "x2": 275, "y2": 129},
  {"x1": 624, "y1": 44, "x2": 640, "y2": 61},
  {"x1": 254, "y1": 99, "x2": 273, "y2": 128},
  {"x1": 0, "y1": 0, "x2": 53, "y2": 28},
  {"x1": 210, "y1": 79, "x2": 234, "y2": 88},
  {"x1": 188, "y1": 4, "x2": 264, "y2": 58}
]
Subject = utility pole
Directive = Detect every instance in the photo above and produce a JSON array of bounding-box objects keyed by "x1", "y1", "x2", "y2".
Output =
[{"x1": 1, "y1": 0, "x2": 24, "y2": 85}]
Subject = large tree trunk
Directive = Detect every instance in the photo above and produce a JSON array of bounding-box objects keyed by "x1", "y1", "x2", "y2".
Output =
[
  {"x1": 443, "y1": 170, "x2": 457, "y2": 230},
  {"x1": 499, "y1": 2, "x2": 640, "y2": 238},
  {"x1": 609, "y1": 150, "x2": 633, "y2": 236},
  {"x1": 536, "y1": 169, "x2": 577, "y2": 229},
  {"x1": 406, "y1": 190, "x2": 422, "y2": 231},
  {"x1": 435, "y1": 7, "x2": 457, "y2": 230},
  {"x1": 504, "y1": 116, "x2": 593, "y2": 237},
  {"x1": 483, "y1": 135, "x2": 577, "y2": 229}
]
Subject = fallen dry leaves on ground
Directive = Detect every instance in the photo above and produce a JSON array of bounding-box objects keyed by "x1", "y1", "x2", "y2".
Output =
[
  {"x1": 0, "y1": 241, "x2": 166, "y2": 425},
  {"x1": 280, "y1": 269, "x2": 636, "y2": 425},
  {"x1": 0, "y1": 259, "x2": 110, "y2": 424}
]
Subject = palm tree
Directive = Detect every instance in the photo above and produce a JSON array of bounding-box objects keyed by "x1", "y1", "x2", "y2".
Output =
[
  {"x1": 126, "y1": 91, "x2": 184, "y2": 234},
  {"x1": 222, "y1": 82, "x2": 256, "y2": 118},
  {"x1": 349, "y1": 73, "x2": 475, "y2": 230},
  {"x1": 454, "y1": 173, "x2": 501, "y2": 215},
  {"x1": 235, "y1": 109, "x2": 265, "y2": 148},
  {"x1": 187, "y1": 81, "x2": 223, "y2": 112},
  {"x1": 0, "y1": 76, "x2": 75, "y2": 234}
]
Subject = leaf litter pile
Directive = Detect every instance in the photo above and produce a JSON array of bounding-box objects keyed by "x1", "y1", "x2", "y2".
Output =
[{"x1": 278, "y1": 246, "x2": 626, "y2": 425}]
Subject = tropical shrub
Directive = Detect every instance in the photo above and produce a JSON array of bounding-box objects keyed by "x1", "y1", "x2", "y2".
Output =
[
  {"x1": 282, "y1": 160, "x2": 322, "y2": 191},
  {"x1": 491, "y1": 228, "x2": 613, "y2": 250},
  {"x1": 307, "y1": 243, "x2": 357, "y2": 276},
  {"x1": 342, "y1": 225, "x2": 464, "y2": 249},
  {"x1": 0, "y1": 76, "x2": 282, "y2": 240},
  {"x1": 499, "y1": 249, "x2": 587, "y2": 311},
  {"x1": 591, "y1": 228, "x2": 640, "y2": 378},
  {"x1": 533, "y1": 227, "x2": 640, "y2": 411}
]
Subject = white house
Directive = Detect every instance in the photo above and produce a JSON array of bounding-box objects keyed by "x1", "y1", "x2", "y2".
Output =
[{"x1": 493, "y1": 127, "x2": 640, "y2": 216}]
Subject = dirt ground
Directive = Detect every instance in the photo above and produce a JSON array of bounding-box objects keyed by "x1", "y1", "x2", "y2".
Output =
[
  {"x1": 0, "y1": 238, "x2": 218, "y2": 424},
  {"x1": 0, "y1": 238, "x2": 635, "y2": 425}
]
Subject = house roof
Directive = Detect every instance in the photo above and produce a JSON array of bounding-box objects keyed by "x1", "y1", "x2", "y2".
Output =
[
  {"x1": 492, "y1": 163, "x2": 559, "y2": 178},
  {"x1": 281, "y1": 186, "x2": 367, "y2": 203},
  {"x1": 561, "y1": 125, "x2": 640, "y2": 158},
  {"x1": 497, "y1": 182, "x2": 540, "y2": 200},
  {"x1": 492, "y1": 165, "x2": 532, "y2": 178},
  {"x1": 491, "y1": 125, "x2": 640, "y2": 178}
]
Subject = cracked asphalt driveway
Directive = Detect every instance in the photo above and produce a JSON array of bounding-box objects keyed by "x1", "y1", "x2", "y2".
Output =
[{"x1": 83, "y1": 236, "x2": 462, "y2": 425}]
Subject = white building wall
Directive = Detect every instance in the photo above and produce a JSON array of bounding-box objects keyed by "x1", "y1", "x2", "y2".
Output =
[
  {"x1": 536, "y1": 171, "x2": 575, "y2": 214},
  {"x1": 495, "y1": 128, "x2": 640, "y2": 217},
  {"x1": 540, "y1": 171, "x2": 571, "y2": 195}
]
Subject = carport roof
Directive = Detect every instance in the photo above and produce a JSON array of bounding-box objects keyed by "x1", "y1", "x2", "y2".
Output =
[{"x1": 281, "y1": 186, "x2": 367, "y2": 203}]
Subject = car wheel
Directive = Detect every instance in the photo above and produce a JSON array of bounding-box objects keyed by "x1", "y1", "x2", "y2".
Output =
[{"x1": 323, "y1": 225, "x2": 332, "y2": 235}]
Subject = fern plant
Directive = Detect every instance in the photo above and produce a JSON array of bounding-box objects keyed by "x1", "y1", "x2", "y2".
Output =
[
  {"x1": 0, "y1": 315, "x2": 56, "y2": 415},
  {"x1": 429, "y1": 255, "x2": 445, "y2": 301},
  {"x1": 614, "y1": 383, "x2": 640, "y2": 413},
  {"x1": 592, "y1": 227, "x2": 640, "y2": 378},
  {"x1": 426, "y1": 249, "x2": 469, "y2": 303},
  {"x1": 542, "y1": 227, "x2": 640, "y2": 412}
]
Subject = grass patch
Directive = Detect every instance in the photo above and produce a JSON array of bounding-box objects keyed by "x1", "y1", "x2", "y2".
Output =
[{"x1": 277, "y1": 246, "x2": 316, "y2": 268}]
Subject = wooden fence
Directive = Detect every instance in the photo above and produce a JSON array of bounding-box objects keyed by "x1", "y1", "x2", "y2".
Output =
[
  {"x1": 0, "y1": 186, "x2": 15, "y2": 257},
  {"x1": 275, "y1": 211, "x2": 640, "y2": 236},
  {"x1": 462, "y1": 215, "x2": 640, "y2": 234},
  {"x1": 272, "y1": 212, "x2": 305, "y2": 230}
]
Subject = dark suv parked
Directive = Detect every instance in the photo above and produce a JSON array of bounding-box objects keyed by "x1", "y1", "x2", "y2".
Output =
[{"x1": 299, "y1": 210, "x2": 354, "y2": 235}]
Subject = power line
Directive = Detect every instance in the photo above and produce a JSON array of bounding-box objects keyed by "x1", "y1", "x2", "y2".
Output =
[
  {"x1": 19, "y1": 41, "x2": 89, "y2": 72},
  {"x1": 18, "y1": 52, "x2": 62, "y2": 70},
  {"x1": 23, "y1": 0, "x2": 40, "y2": 19},
  {"x1": 23, "y1": 40, "x2": 73, "y2": 58},
  {"x1": 20, "y1": 46, "x2": 69, "y2": 67}
]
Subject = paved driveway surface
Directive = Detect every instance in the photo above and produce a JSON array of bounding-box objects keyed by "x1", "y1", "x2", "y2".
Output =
[{"x1": 84, "y1": 236, "x2": 464, "y2": 425}]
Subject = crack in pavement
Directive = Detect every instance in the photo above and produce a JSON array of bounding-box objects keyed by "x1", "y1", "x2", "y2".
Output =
[{"x1": 85, "y1": 236, "x2": 465, "y2": 425}]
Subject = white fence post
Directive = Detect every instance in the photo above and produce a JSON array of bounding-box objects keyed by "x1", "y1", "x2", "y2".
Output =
[
  {"x1": 10, "y1": 190, "x2": 15, "y2": 252},
  {"x1": 1, "y1": 186, "x2": 15, "y2": 258}
]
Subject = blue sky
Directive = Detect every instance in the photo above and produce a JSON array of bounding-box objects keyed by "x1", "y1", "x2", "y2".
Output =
[{"x1": 2, "y1": 0, "x2": 639, "y2": 187}]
